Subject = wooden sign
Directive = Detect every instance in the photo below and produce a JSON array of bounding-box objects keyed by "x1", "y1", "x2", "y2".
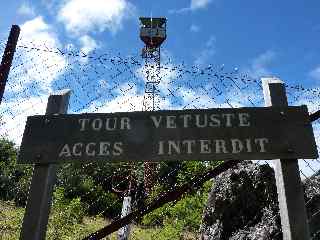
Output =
[{"x1": 18, "y1": 106, "x2": 318, "y2": 164}]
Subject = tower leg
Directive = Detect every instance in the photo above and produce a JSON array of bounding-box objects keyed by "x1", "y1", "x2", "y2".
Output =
[{"x1": 142, "y1": 46, "x2": 161, "y2": 194}]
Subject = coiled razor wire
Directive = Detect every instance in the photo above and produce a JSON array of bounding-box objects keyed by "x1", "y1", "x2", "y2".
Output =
[{"x1": 1, "y1": 38, "x2": 320, "y2": 238}]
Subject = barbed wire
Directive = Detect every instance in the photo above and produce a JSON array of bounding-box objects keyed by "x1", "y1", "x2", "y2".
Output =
[{"x1": 1, "y1": 38, "x2": 320, "y2": 239}]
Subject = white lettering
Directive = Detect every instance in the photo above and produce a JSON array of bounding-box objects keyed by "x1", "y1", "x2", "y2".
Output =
[
  {"x1": 79, "y1": 119, "x2": 90, "y2": 131},
  {"x1": 200, "y1": 139, "x2": 211, "y2": 153},
  {"x1": 86, "y1": 142, "x2": 96, "y2": 156},
  {"x1": 215, "y1": 140, "x2": 228, "y2": 153},
  {"x1": 195, "y1": 114, "x2": 207, "y2": 128},
  {"x1": 168, "y1": 140, "x2": 180, "y2": 154},
  {"x1": 158, "y1": 141, "x2": 164, "y2": 155},
  {"x1": 120, "y1": 117, "x2": 131, "y2": 130},
  {"x1": 99, "y1": 142, "x2": 110, "y2": 156},
  {"x1": 255, "y1": 138, "x2": 269, "y2": 152},
  {"x1": 72, "y1": 143, "x2": 83, "y2": 156},
  {"x1": 150, "y1": 116, "x2": 162, "y2": 128},
  {"x1": 245, "y1": 139, "x2": 252, "y2": 152},
  {"x1": 113, "y1": 142, "x2": 123, "y2": 156},
  {"x1": 209, "y1": 114, "x2": 220, "y2": 127},
  {"x1": 231, "y1": 139, "x2": 243, "y2": 153},
  {"x1": 92, "y1": 119, "x2": 102, "y2": 131},
  {"x1": 182, "y1": 140, "x2": 196, "y2": 154},
  {"x1": 167, "y1": 116, "x2": 177, "y2": 128},
  {"x1": 106, "y1": 118, "x2": 117, "y2": 130},
  {"x1": 222, "y1": 113, "x2": 235, "y2": 127},
  {"x1": 179, "y1": 114, "x2": 192, "y2": 128},
  {"x1": 239, "y1": 113, "x2": 250, "y2": 127},
  {"x1": 153, "y1": 137, "x2": 269, "y2": 156},
  {"x1": 59, "y1": 144, "x2": 72, "y2": 157}
]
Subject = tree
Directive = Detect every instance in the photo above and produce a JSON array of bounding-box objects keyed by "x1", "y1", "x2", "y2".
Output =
[{"x1": 0, "y1": 138, "x2": 32, "y2": 205}]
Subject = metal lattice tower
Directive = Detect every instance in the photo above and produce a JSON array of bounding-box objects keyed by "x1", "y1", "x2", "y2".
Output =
[
  {"x1": 139, "y1": 17, "x2": 167, "y2": 194},
  {"x1": 140, "y1": 17, "x2": 167, "y2": 111}
]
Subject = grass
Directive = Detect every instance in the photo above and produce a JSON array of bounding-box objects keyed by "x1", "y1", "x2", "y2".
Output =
[
  {"x1": 0, "y1": 200, "x2": 198, "y2": 240},
  {"x1": 0, "y1": 200, "x2": 108, "y2": 240},
  {"x1": 0, "y1": 201, "x2": 24, "y2": 240}
]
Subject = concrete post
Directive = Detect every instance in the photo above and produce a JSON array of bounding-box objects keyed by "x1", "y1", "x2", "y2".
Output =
[
  {"x1": 262, "y1": 77, "x2": 310, "y2": 240},
  {"x1": 117, "y1": 196, "x2": 132, "y2": 240}
]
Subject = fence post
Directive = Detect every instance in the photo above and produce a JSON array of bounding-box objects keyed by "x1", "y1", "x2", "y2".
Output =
[
  {"x1": 0, "y1": 25, "x2": 20, "y2": 105},
  {"x1": 19, "y1": 89, "x2": 71, "y2": 240},
  {"x1": 117, "y1": 196, "x2": 132, "y2": 240},
  {"x1": 262, "y1": 77, "x2": 310, "y2": 240}
]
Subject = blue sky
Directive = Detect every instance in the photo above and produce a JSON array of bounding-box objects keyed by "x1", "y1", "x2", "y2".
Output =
[
  {"x1": 0, "y1": 0, "x2": 320, "y2": 176},
  {"x1": 0, "y1": 0, "x2": 320, "y2": 122},
  {"x1": 1, "y1": 0, "x2": 320, "y2": 89},
  {"x1": 0, "y1": 0, "x2": 320, "y2": 126}
]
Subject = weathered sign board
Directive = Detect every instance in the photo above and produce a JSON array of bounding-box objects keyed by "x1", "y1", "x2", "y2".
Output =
[{"x1": 18, "y1": 106, "x2": 318, "y2": 164}]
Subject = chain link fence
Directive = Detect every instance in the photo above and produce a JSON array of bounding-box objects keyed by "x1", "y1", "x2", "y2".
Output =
[{"x1": 0, "y1": 38, "x2": 320, "y2": 239}]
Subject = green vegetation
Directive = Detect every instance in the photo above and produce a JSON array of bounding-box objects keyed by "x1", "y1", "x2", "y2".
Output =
[
  {"x1": 0, "y1": 199, "x2": 107, "y2": 240},
  {"x1": 142, "y1": 178, "x2": 212, "y2": 239},
  {"x1": 0, "y1": 198, "x2": 200, "y2": 240},
  {"x1": 0, "y1": 139, "x2": 32, "y2": 206},
  {"x1": 0, "y1": 201, "x2": 24, "y2": 239},
  {"x1": 0, "y1": 138, "x2": 214, "y2": 239}
]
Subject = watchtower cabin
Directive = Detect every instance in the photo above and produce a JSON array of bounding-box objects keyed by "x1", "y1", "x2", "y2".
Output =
[{"x1": 139, "y1": 17, "x2": 167, "y2": 58}]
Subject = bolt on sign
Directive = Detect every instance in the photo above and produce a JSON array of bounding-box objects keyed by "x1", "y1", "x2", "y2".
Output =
[{"x1": 18, "y1": 106, "x2": 318, "y2": 164}]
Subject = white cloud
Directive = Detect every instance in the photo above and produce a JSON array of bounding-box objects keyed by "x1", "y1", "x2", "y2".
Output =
[
  {"x1": 190, "y1": 24, "x2": 200, "y2": 32},
  {"x1": 84, "y1": 85, "x2": 144, "y2": 113},
  {"x1": 136, "y1": 54, "x2": 244, "y2": 110},
  {"x1": 12, "y1": 16, "x2": 66, "y2": 92},
  {"x1": 245, "y1": 50, "x2": 276, "y2": 79},
  {"x1": 135, "y1": 60, "x2": 180, "y2": 110},
  {"x1": 169, "y1": 0, "x2": 212, "y2": 14},
  {"x1": 79, "y1": 35, "x2": 98, "y2": 55},
  {"x1": 41, "y1": 0, "x2": 61, "y2": 13},
  {"x1": 309, "y1": 66, "x2": 320, "y2": 81},
  {"x1": 177, "y1": 86, "x2": 244, "y2": 110},
  {"x1": 83, "y1": 82, "x2": 171, "y2": 113},
  {"x1": 58, "y1": 0, "x2": 136, "y2": 35},
  {"x1": 78, "y1": 35, "x2": 98, "y2": 63},
  {"x1": 17, "y1": 2, "x2": 35, "y2": 17},
  {"x1": 137, "y1": 63, "x2": 176, "y2": 89},
  {"x1": 0, "y1": 95, "x2": 48, "y2": 144},
  {"x1": 1, "y1": 17, "x2": 66, "y2": 144},
  {"x1": 213, "y1": 50, "x2": 276, "y2": 109},
  {"x1": 21, "y1": 16, "x2": 49, "y2": 37},
  {"x1": 194, "y1": 35, "x2": 216, "y2": 66},
  {"x1": 179, "y1": 87, "x2": 214, "y2": 109},
  {"x1": 190, "y1": 0, "x2": 212, "y2": 10}
]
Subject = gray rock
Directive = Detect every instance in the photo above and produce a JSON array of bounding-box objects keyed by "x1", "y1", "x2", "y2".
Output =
[
  {"x1": 200, "y1": 161, "x2": 320, "y2": 240},
  {"x1": 200, "y1": 161, "x2": 282, "y2": 240},
  {"x1": 304, "y1": 175, "x2": 320, "y2": 239}
]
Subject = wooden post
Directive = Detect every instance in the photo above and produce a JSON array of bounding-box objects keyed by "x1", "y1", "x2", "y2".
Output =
[
  {"x1": 19, "y1": 89, "x2": 71, "y2": 240},
  {"x1": 0, "y1": 25, "x2": 20, "y2": 105},
  {"x1": 262, "y1": 77, "x2": 310, "y2": 240}
]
